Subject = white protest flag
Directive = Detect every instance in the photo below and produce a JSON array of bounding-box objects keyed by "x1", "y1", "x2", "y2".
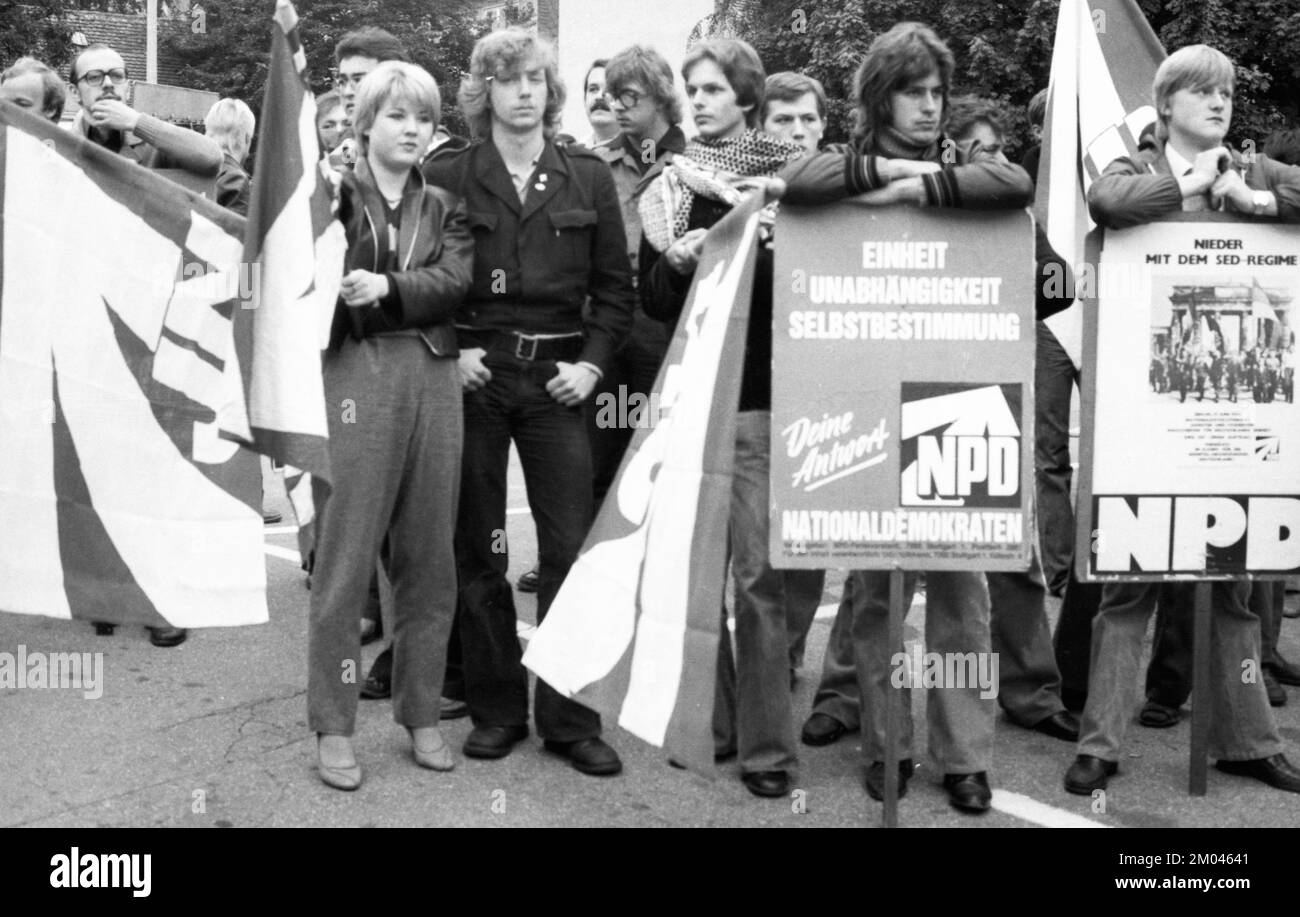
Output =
[{"x1": 1039, "y1": 0, "x2": 1165, "y2": 368}]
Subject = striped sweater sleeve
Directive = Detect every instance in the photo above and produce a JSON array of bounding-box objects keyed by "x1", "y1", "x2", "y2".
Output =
[{"x1": 779, "y1": 143, "x2": 891, "y2": 204}]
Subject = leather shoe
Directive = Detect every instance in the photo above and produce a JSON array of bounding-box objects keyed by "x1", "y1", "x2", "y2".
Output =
[
  {"x1": 943, "y1": 772, "x2": 992, "y2": 814},
  {"x1": 863, "y1": 758, "x2": 914, "y2": 801},
  {"x1": 1138, "y1": 700, "x2": 1182, "y2": 728},
  {"x1": 801, "y1": 712, "x2": 849, "y2": 747},
  {"x1": 1267, "y1": 657, "x2": 1300, "y2": 687},
  {"x1": 440, "y1": 697, "x2": 469, "y2": 720},
  {"x1": 92, "y1": 621, "x2": 116, "y2": 636},
  {"x1": 544, "y1": 737, "x2": 622, "y2": 776},
  {"x1": 1028, "y1": 710, "x2": 1080, "y2": 742},
  {"x1": 1264, "y1": 669, "x2": 1287, "y2": 707},
  {"x1": 408, "y1": 726, "x2": 454, "y2": 771},
  {"x1": 147, "y1": 626, "x2": 188, "y2": 648},
  {"x1": 359, "y1": 673, "x2": 390, "y2": 700},
  {"x1": 1215, "y1": 754, "x2": 1300, "y2": 793},
  {"x1": 668, "y1": 747, "x2": 737, "y2": 769},
  {"x1": 741, "y1": 770, "x2": 790, "y2": 798},
  {"x1": 1064, "y1": 754, "x2": 1118, "y2": 795},
  {"x1": 464, "y1": 724, "x2": 529, "y2": 759},
  {"x1": 317, "y1": 734, "x2": 361, "y2": 791},
  {"x1": 516, "y1": 566, "x2": 540, "y2": 593}
]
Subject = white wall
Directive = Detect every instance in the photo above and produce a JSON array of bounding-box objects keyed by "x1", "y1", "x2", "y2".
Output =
[{"x1": 556, "y1": 0, "x2": 715, "y2": 143}]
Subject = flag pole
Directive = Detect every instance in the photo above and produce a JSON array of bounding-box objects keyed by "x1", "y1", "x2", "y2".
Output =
[
  {"x1": 883, "y1": 568, "x2": 905, "y2": 827},
  {"x1": 1188, "y1": 582, "x2": 1211, "y2": 795}
]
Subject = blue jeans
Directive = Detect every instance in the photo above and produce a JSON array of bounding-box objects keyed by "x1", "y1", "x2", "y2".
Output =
[
  {"x1": 987, "y1": 553, "x2": 1067, "y2": 725},
  {"x1": 850, "y1": 569, "x2": 994, "y2": 773},
  {"x1": 1035, "y1": 320, "x2": 1079, "y2": 596},
  {"x1": 1078, "y1": 580, "x2": 1282, "y2": 762},
  {"x1": 810, "y1": 559, "x2": 1064, "y2": 730},
  {"x1": 455, "y1": 351, "x2": 600, "y2": 742},
  {"x1": 1145, "y1": 579, "x2": 1286, "y2": 708},
  {"x1": 808, "y1": 579, "x2": 862, "y2": 729},
  {"x1": 711, "y1": 412, "x2": 799, "y2": 774}
]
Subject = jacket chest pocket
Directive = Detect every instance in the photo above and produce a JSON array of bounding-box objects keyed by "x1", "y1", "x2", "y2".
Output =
[
  {"x1": 548, "y1": 208, "x2": 598, "y2": 269},
  {"x1": 467, "y1": 210, "x2": 502, "y2": 291},
  {"x1": 467, "y1": 210, "x2": 499, "y2": 237}
]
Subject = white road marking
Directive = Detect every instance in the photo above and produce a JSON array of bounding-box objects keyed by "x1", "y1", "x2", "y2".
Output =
[
  {"x1": 262, "y1": 541, "x2": 1101, "y2": 828},
  {"x1": 263, "y1": 544, "x2": 301, "y2": 564},
  {"x1": 990, "y1": 790, "x2": 1109, "y2": 828}
]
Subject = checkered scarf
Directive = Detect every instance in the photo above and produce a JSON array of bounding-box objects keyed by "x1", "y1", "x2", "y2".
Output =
[{"x1": 639, "y1": 129, "x2": 803, "y2": 252}]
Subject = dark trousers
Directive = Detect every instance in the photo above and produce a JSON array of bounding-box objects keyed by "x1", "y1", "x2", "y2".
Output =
[
  {"x1": 1054, "y1": 571, "x2": 1104, "y2": 705},
  {"x1": 456, "y1": 352, "x2": 600, "y2": 742},
  {"x1": 585, "y1": 310, "x2": 670, "y2": 506},
  {"x1": 1034, "y1": 321, "x2": 1080, "y2": 597},
  {"x1": 987, "y1": 553, "x2": 1068, "y2": 725},
  {"x1": 1146, "y1": 579, "x2": 1286, "y2": 707}
]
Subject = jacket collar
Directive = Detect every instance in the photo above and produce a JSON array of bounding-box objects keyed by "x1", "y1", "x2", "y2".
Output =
[
  {"x1": 472, "y1": 138, "x2": 523, "y2": 215},
  {"x1": 352, "y1": 155, "x2": 427, "y2": 272},
  {"x1": 519, "y1": 139, "x2": 570, "y2": 222},
  {"x1": 601, "y1": 123, "x2": 688, "y2": 169}
]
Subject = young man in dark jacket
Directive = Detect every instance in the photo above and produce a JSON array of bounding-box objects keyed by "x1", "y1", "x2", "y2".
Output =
[
  {"x1": 778, "y1": 22, "x2": 1034, "y2": 814},
  {"x1": 423, "y1": 28, "x2": 635, "y2": 777},
  {"x1": 1064, "y1": 44, "x2": 1300, "y2": 797},
  {"x1": 797, "y1": 96, "x2": 1081, "y2": 757}
]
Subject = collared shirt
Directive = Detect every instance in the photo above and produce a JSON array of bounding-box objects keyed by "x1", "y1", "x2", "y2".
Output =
[
  {"x1": 1164, "y1": 143, "x2": 1215, "y2": 212},
  {"x1": 505, "y1": 142, "x2": 545, "y2": 204}
]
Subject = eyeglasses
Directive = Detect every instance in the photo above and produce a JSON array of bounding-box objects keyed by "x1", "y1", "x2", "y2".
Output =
[
  {"x1": 603, "y1": 89, "x2": 642, "y2": 109},
  {"x1": 77, "y1": 68, "x2": 128, "y2": 87},
  {"x1": 334, "y1": 71, "x2": 370, "y2": 89}
]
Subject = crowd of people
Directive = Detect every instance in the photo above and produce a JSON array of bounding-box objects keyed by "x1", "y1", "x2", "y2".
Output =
[
  {"x1": 6, "y1": 18, "x2": 1300, "y2": 816},
  {"x1": 1152, "y1": 343, "x2": 1295, "y2": 403}
]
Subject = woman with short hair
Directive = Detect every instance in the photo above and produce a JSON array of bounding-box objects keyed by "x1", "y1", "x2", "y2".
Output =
[{"x1": 308, "y1": 61, "x2": 473, "y2": 791}]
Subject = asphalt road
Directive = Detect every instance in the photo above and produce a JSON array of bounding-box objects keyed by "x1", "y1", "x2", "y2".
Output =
[{"x1": 3, "y1": 453, "x2": 1300, "y2": 828}]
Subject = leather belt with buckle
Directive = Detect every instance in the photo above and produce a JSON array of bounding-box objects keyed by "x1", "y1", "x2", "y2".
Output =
[{"x1": 459, "y1": 329, "x2": 583, "y2": 362}]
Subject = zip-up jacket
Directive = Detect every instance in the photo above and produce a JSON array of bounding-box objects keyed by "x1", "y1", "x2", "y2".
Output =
[{"x1": 329, "y1": 157, "x2": 474, "y2": 355}]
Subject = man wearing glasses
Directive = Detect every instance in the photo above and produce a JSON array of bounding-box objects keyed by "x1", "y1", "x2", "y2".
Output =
[
  {"x1": 329, "y1": 28, "x2": 409, "y2": 169},
  {"x1": 334, "y1": 27, "x2": 409, "y2": 120},
  {"x1": 586, "y1": 45, "x2": 686, "y2": 507},
  {"x1": 68, "y1": 43, "x2": 221, "y2": 180},
  {"x1": 69, "y1": 42, "x2": 221, "y2": 649}
]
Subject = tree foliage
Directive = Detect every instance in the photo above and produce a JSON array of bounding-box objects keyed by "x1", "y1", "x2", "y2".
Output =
[
  {"x1": 1, "y1": 1, "x2": 74, "y2": 74},
  {"x1": 161, "y1": 0, "x2": 533, "y2": 136},
  {"x1": 724, "y1": 0, "x2": 1298, "y2": 158}
]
